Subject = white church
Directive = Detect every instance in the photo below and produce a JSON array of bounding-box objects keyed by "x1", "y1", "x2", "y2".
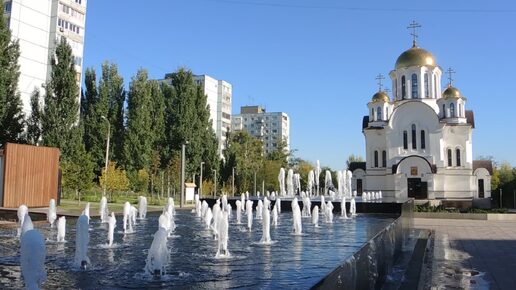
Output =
[{"x1": 351, "y1": 29, "x2": 492, "y2": 200}]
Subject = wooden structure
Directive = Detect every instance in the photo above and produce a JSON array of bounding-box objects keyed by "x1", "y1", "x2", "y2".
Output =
[{"x1": 0, "y1": 143, "x2": 60, "y2": 208}]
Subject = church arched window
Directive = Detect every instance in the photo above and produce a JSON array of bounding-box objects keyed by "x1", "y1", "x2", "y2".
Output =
[
  {"x1": 421, "y1": 130, "x2": 426, "y2": 150},
  {"x1": 371, "y1": 108, "x2": 374, "y2": 120},
  {"x1": 424, "y1": 73, "x2": 429, "y2": 98},
  {"x1": 411, "y1": 74, "x2": 418, "y2": 98},
  {"x1": 403, "y1": 131, "x2": 408, "y2": 149},
  {"x1": 382, "y1": 150, "x2": 387, "y2": 167},
  {"x1": 456, "y1": 148, "x2": 461, "y2": 167},
  {"x1": 411, "y1": 124, "x2": 417, "y2": 149},
  {"x1": 434, "y1": 74, "x2": 438, "y2": 98},
  {"x1": 442, "y1": 104, "x2": 446, "y2": 118},
  {"x1": 447, "y1": 149, "x2": 452, "y2": 167},
  {"x1": 450, "y1": 103, "x2": 455, "y2": 117},
  {"x1": 394, "y1": 78, "x2": 398, "y2": 99},
  {"x1": 377, "y1": 106, "x2": 382, "y2": 120},
  {"x1": 374, "y1": 150, "x2": 379, "y2": 168},
  {"x1": 401, "y1": 76, "x2": 406, "y2": 99},
  {"x1": 459, "y1": 104, "x2": 462, "y2": 117}
]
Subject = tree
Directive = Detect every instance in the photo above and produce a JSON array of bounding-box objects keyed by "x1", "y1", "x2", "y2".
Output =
[
  {"x1": 26, "y1": 89, "x2": 42, "y2": 145},
  {"x1": 0, "y1": 0, "x2": 24, "y2": 146},
  {"x1": 346, "y1": 154, "x2": 365, "y2": 169},
  {"x1": 128, "y1": 169, "x2": 149, "y2": 193},
  {"x1": 99, "y1": 161, "x2": 129, "y2": 198},
  {"x1": 42, "y1": 38, "x2": 80, "y2": 160},
  {"x1": 124, "y1": 69, "x2": 154, "y2": 171},
  {"x1": 498, "y1": 162, "x2": 515, "y2": 189}
]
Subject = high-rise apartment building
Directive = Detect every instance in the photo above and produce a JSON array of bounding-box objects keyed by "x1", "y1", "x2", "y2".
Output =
[
  {"x1": 232, "y1": 106, "x2": 290, "y2": 154},
  {"x1": 160, "y1": 73, "x2": 232, "y2": 157},
  {"x1": 4, "y1": 0, "x2": 87, "y2": 114}
]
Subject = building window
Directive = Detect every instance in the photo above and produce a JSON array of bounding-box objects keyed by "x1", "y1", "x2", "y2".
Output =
[
  {"x1": 401, "y1": 76, "x2": 406, "y2": 99},
  {"x1": 403, "y1": 131, "x2": 408, "y2": 150},
  {"x1": 456, "y1": 148, "x2": 461, "y2": 167},
  {"x1": 394, "y1": 78, "x2": 397, "y2": 99},
  {"x1": 411, "y1": 124, "x2": 417, "y2": 149},
  {"x1": 4, "y1": 1, "x2": 12, "y2": 12},
  {"x1": 458, "y1": 104, "x2": 462, "y2": 118},
  {"x1": 411, "y1": 74, "x2": 418, "y2": 98},
  {"x1": 442, "y1": 104, "x2": 446, "y2": 118},
  {"x1": 424, "y1": 73, "x2": 429, "y2": 98},
  {"x1": 450, "y1": 103, "x2": 455, "y2": 117},
  {"x1": 420, "y1": 130, "x2": 426, "y2": 150},
  {"x1": 377, "y1": 106, "x2": 382, "y2": 121},
  {"x1": 447, "y1": 149, "x2": 452, "y2": 167},
  {"x1": 382, "y1": 150, "x2": 387, "y2": 168},
  {"x1": 374, "y1": 151, "x2": 379, "y2": 168},
  {"x1": 371, "y1": 108, "x2": 374, "y2": 120}
]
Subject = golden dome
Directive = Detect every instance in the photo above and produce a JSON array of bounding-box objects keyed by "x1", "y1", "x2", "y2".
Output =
[
  {"x1": 371, "y1": 91, "x2": 390, "y2": 103},
  {"x1": 395, "y1": 46, "x2": 437, "y2": 69},
  {"x1": 442, "y1": 86, "x2": 462, "y2": 99}
]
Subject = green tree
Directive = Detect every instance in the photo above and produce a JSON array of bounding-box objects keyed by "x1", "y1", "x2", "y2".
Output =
[
  {"x1": 42, "y1": 38, "x2": 80, "y2": 159},
  {"x1": 0, "y1": 0, "x2": 24, "y2": 146},
  {"x1": 26, "y1": 89, "x2": 42, "y2": 145},
  {"x1": 99, "y1": 161, "x2": 129, "y2": 198},
  {"x1": 124, "y1": 69, "x2": 153, "y2": 171},
  {"x1": 498, "y1": 161, "x2": 515, "y2": 188}
]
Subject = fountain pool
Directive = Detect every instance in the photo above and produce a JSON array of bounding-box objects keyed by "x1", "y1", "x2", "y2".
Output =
[{"x1": 0, "y1": 210, "x2": 395, "y2": 289}]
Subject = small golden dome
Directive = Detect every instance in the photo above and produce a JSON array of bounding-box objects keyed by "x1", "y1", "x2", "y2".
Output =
[
  {"x1": 442, "y1": 86, "x2": 462, "y2": 99},
  {"x1": 371, "y1": 91, "x2": 390, "y2": 103},
  {"x1": 395, "y1": 46, "x2": 437, "y2": 69}
]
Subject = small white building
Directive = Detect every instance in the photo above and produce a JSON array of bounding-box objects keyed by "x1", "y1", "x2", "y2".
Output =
[
  {"x1": 232, "y1": 106, "x2": 290, "y2": 154},
  {"x1": 351, "y1": 39, "x2": 492, "y2": 200}
]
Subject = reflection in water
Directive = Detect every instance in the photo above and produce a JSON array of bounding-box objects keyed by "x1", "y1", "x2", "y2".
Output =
[{"x1": 0, "y1": 211, "x2": 394, "y2": 289}]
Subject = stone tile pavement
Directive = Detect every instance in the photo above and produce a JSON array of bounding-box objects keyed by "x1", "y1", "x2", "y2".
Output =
[{"x1": 414, "y1": 218, "x2": 516, "y2": 290}]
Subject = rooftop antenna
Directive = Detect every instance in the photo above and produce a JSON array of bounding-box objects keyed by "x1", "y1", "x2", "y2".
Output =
[
  {"x1": 375, "y1": 73, "x2": 385, "y2": 92},
  {"x1": 446, "y1": 67, "x2": 456, "y2": 87},
  {"x1": 407, "y1": 20, "x2": 421, "y2": 47}
]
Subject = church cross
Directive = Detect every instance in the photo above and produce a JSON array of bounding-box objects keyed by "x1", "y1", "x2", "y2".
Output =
[
  {"x1": 407, "y1": 21, "x2": 421, "y2": 47},
  {"x1": 446, "y1": 67, "x2": 456, "y2": 86},
  {"x1": 375, "y1": 73, "x2": 385, "y2": 92}
]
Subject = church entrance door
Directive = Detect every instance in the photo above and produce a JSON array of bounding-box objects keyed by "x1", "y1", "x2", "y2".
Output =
[{"x1": 407, "y1": 178, "x2": 427, "y2": 199}]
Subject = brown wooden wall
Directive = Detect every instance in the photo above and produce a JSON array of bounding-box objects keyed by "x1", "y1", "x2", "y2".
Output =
[{"x1": 2, "y1": 143, "x2": 60, "y2": 208}]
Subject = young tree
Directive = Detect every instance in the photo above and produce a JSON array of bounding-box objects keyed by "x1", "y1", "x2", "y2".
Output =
[
  {"x1": 42, "y1": 38, "x2": 80, "y2": 159},
  {"x1": 99, "y1": 161, "x2": 130, "y2": 199},
  {"x1": 26, "y1": 89, "x2": 42, "y2": 145},
  {"x1": 0, "y1": 0, "x2": 24, "y2": 146},
  {"x1": 102, "y1": 62, "x2": 125, "y2": 166}
]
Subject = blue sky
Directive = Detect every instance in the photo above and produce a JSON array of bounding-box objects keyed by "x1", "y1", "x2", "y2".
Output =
[{"x1": 83, "y1": 0, "x2": 516, "y2": 169}]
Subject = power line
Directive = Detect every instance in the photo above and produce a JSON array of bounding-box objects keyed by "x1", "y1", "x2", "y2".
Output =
[{"x1": 196, "y1": 0, "x2": 516, "y2": 13}]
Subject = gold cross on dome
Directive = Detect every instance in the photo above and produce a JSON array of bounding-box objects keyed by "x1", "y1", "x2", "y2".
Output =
[
  {"x1": 446, "y1": 67, "x2": 456, "y2": 86},
  {"x1": 407, "y1": 21, "x2": 421, "y2": 47},
  {"x1": 375, "y1": 73, "x2": 385, "y2": 92}
]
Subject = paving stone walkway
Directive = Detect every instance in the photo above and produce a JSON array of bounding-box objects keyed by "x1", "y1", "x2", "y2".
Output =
[{"x1": 414, "y1": 218, "x2": 516, "y2": 290}]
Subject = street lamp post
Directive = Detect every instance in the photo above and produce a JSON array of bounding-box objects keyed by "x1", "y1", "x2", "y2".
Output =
[
  {"x1": 180, "y1": 141, "x2": 188, "y2": 208},
  {"x1": 101, "y1": 116, "x2": 110, "y2": 197},
  {"x1": 232, "y1": 167, "x2": 236, "y2": 196},
  {"x1": 212, "y1": 169, "x2": 217, "y2": 197},
  {"x1": 200, "y1": 162, "x2": 205, "y2": 198}
]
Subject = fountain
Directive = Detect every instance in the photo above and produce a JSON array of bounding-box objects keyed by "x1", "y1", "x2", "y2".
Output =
[
  {"x1": 325, "y1": 201, "x2": 334, "y2": 223},
  {"x1": 246, "y1": 200, "x2": 253, "y2": 231},
  {"x1": 272, "y1": 204, "x2": 278, "y2": 227},
  {"x1": 195, "y1": 194, "x2": 202, "y2": 217},
  {"x1": 131, "y1": 205, "x2": 138, "y2": 226},
  {"x1": 212, "y1": 201, "x2": 221, "y2": 237},
  {"x1": 276, "y1": 198, "x2": 281, "y2": 214},
  {"x1": 221, "y1": 194, "x2": 228, "y2": 212},
  {"x1": 240, "y1": 194, "x2": 246, "y2": 212},
  {"x1": 99, "y1": 196, "x2": 109, "y2": 223},
  {"x1": 47, "y1": 199, "x2": 57, "y2": 227},
  {"x1": 256, "y1": 200, "x2": 263, "y2": 220},
  {"x1": 216, "y1": 211, "x2": 230, "y2": 257},
  {"x1": 74, "y1": 215, "x2": 90, "y2": 269},
  {"x1": 287, "y1": 169, "x2": 294, "y2": 196},
  {"x1": 315, "y1": 160, "x2": 321, "y2": 196},
  {"x1": 324, "y1": 170, "x2": 333, "y2": 196},
  {"x1": 302, "y1": 196, "x2": 311, "y2": 217},
  {"x1": 138, "y1": 196, "x2": 147, "y2": 219},
  {"x1": 123, "y1": 202, "x2": 133, "y2": 234},
  {"x1": 108, "y1": 213, "x2": 116, "y2": 246},
  {"x1": 341, "y1": 196, "x2": 348, "y2": 219},
  {"x1": 57, "y1": 216, "x2": 66, "y2": 242},
  {"x1": 312, "y1": 205, "x2": 319, "y2": 227},
  {"x1": 278, "y1": 167, "x2": 286, "y2": 196},
  {"x1": 82, "y1": 202, "x2": 90, "y2": 219},
  {"x1": 145, "y1": 228, "x2": 169, "y2": 276},
  {"x1": 17, "y1": 205, "x2": 28, "y2": 237},
  {"x1": 320, "y1": 196, "x2": 326, "y2": 215},
  {"x1": 20, "y1": 229, "x2": 46, "y2": 290},
  {"x1": 350, "y1": 198, "x2": 357, "y2": 216},
  {"x1": 346, "y1": 170, "x2": 353, "y2": 198},
  {"x1": 294, "y1": 173, "x2": 301, "y2": 195},
  {"x1": 307, "y1": 170, "x2": 314, "y2": 196},
  {"x1": 166, "y1": 198, "x2": 175, "y2": 216},
  {"x1": 201, "y1": 200, "x2": 208, "y2": 219},
  {"x1": 204, "y1": 208, "x2": 213, "y2": 229},
  {"x1": 21, "y1": 213, "x2": 34, "y2": 238},
  {"x1": 235, "y1": 200, "x2": 242, "y2": 224},
  {"x1": 291, "y1": 198, "x2": 302, "y2": 235},
  {"x1": 260, "y1": 198, "x2": 272, "y2": 244}
]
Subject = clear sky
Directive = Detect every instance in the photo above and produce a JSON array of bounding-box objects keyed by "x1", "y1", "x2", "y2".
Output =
[{"x1": 82, "y1": 0, "x2": 516, "y2": 169}]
